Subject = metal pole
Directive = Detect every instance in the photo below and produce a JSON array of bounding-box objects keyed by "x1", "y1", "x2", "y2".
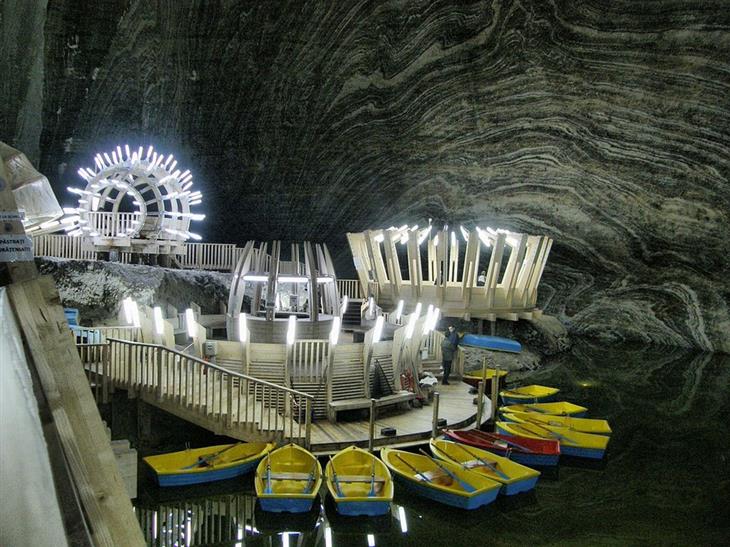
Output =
[
  {"x1": 431, "y1": 391, "x2": 441, "y2": 438},
  {"x1": 490, "y1": 364, "x2": 500, "y2": 422},
  {"x1": 476, "y1": 380, "x2": 485, "y2": 428},
  {"x1": 368, "y1": 398, "x2": 376, "y2": 452}
]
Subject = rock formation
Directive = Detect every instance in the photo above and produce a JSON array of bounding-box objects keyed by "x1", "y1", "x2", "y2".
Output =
[{"x1": 2, "y1": 1, "x2": 728, "y2": 351}]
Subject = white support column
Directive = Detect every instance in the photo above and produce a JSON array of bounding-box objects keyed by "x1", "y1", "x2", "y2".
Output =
[{"x1": 483, "y1": 233, "x2": 505, "y2": 309}]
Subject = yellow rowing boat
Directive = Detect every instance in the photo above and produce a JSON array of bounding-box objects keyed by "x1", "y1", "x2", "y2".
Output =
[
  {"x1": 500, "y1": 401, "x2": 588, "y2": 417},
  {"x1": 500, "y1": 385, "x2": 559, "y2": 404},
  {"x1": 325, "y1": 446, "x2": 393, "y2": 516},
  {"x1": 503, "y1": 410, "x2": 611, "y2": 435},
  {"x1": 497, "y1": 418, "x2": 609, "y2": 460},
  {"x1": 255, "y1": 444, "x2": 322, "y2": 513}
]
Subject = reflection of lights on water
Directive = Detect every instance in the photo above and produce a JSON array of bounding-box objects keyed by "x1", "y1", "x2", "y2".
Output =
[
  {"x1": 398, "y1": 505, "x2": 408, "y2": 533},
  {"x1": 282, "y1": 531, "x2": 290, "y2": 547},
  {"x1": 578, "y1": 380, "x2": 597, "y2": 388},
  {"x1": 152, "y1": 511, "x2": 158, "y2": 540},
  {"x1": 185, "y1": 518, "x2": 191, "y2": 547},
  {"x1": 367, "y1": 533, "x2": 375, "y2": 546},
  {"x1": 325, "y1": 526, "x2": 333, "y2": 547}
]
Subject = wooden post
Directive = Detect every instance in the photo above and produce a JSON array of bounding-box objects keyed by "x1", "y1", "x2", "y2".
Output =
[
  {"x1": 431, "y1": 391, "x2": 441, "y2": 438},
  {"x1": 490, "y1": 365, "x2": 500, "y2": 422},
  {"x1": 155, "y1": 346, "x2": 163, "y2": 402},
  {"x1": 126, "y1": 344, "x2": 135, "y2": 396},
  {"x1": 305, "y1": 398, "x2": 312, "y2": 449},
  {"x1": 476, "y1": 380, "x2": 485, "y2": 428},
  {"x1": 101, "y1": 343, "x2": 109, "y2": 404},
  {"x1": 227, "y1": 372, "x2": 234, "y2": 428},
  {"x1": 367, "y1": 398, "x2": 377, "y2": 452},
  {"x1": 364, "y1": 345, "x2": 373, "y2": 398}
]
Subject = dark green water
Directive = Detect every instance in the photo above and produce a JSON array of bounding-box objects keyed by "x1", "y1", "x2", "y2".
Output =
[{"x1": 133, "y1": 341, "x2": 730, "y2": 546}]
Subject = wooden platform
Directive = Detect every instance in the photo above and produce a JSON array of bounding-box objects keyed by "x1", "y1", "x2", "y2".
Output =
[{"x1": 309, "y1": 382, "x2": 488, "y2": 454}]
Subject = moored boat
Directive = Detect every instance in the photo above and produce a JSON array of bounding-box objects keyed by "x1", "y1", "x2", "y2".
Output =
[
  {"x1": 460, "y1": 334, "x2": 522, "y2": 353},
  {"x1": 144, "y1": 442, "x2": 275, "y2": 487},
  {"x1": 497, "y1": 418, "x2": 609, "y2": 460},
  {"x1": 381, "y1": 448, "x2": 501, "y2": 510},
  {"x1": 500, "y1": 385, "x2": 559, "y2": 405},
  {"x1": 502, "y1": 410, "x2": 611, "y2": 435},
  {"x1": 325, "y1": 446, "x2": 393, "y2": 516},
  {"x1": 462, "y1": 368, "x2": 509, "y2": 388},
  {"x1": 429, "y1": 439, "x2": 540, "y2": 496},
  {"x1": 442, "y1": 428, "x2": 560, "y2": 467},
  {"x1": 255, "y1": 444, "x2": 322, "y2": 513},
  {"x1": 500, "y1": 401, "x2": 588, "y2": 417}
]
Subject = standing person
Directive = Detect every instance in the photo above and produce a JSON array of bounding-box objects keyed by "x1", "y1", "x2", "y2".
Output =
[
  {"x1": 477, "y1": 270, "x2": 486, "y2": 285},
  {"x1": 440, "y1": 325, "x2": 460, "y2": 385}
]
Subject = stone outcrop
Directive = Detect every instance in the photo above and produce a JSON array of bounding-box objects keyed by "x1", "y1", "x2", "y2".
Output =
[{"x1": 3, "y1": 1, "x2": 728, "y2": 351}]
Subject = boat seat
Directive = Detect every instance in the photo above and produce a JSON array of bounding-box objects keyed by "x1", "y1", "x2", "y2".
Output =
[
  {"x1": 328, "y1": 391, "x2": 416, "y2": 421},
  {"x1": 268, "y1": 472, "x2": 314, "y2": 481},
  {"x1": 334, "y1": 475, "x2": 386, "y2": 483}
]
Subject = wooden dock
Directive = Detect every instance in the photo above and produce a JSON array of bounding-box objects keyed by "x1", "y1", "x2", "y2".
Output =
[{"x1": 309, "y1": 382, "x2": 484, "y2": 454}]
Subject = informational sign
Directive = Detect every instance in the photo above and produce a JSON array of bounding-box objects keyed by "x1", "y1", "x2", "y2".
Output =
[{"x1": 0, "y1": 210, "x2": 34, "y2": 262}]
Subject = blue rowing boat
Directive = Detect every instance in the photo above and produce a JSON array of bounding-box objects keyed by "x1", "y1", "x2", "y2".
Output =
[{"x1": 460, "y1": 334, "x2": 522, "y2": 353}]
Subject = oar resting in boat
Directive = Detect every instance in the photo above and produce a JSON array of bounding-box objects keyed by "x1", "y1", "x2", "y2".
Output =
[
  {"x1": 455, "y1": 443, "x2": 510, "y2": 481},
  {"x1": 329, "y1": 455, "x2": 345, "y2": 497},
  {"x1": 479, "y1": 431, "x2": 533, "y2": 453},
  {"x1": 303, "y1": 460, "x2": 317, "y2": 494},
  {"x1": 516, "y1": 419, "x2": 579, "y2": 445},
  {"x1": 394, "y1": 453, "x2": 445, "y2": 484},
  {"x1": 418, "y1": 449, "x2": 476, "y2": 493},
  {"x1": 183, "y1": 442, "x2": 242, "y2": 469}
]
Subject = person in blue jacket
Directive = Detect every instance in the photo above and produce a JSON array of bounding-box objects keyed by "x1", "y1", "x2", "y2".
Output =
[{"x1": 440, "y1": 325, "x2": 460, "y2": 385}]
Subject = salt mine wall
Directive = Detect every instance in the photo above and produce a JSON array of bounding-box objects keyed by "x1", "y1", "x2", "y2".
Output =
[{"x1": 1, "y1": 1, "x2": 729, "y2": 351}]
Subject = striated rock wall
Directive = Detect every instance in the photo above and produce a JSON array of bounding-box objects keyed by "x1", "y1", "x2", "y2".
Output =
[{"x1": 2, "y1": 1, "x2": 728, "y2": 351}]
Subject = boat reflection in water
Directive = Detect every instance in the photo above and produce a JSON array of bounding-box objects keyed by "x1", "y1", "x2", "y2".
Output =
[{"x1": 134, "y1": 479, "x2": 412, "y2": 546}]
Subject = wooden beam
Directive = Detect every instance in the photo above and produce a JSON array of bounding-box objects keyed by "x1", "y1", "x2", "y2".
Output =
[{"x1": 7, "y1": 277, "x2": 144, "y2": 546}]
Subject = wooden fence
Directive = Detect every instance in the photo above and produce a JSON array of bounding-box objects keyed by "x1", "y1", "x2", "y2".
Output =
[
  {"x1": 78, "y1": 338, "x2": 314, "y2": 446},
  {"x1": 178, "y1": 243, "x2": 244, "y2": 271},
  {"x1": 336, "y1": 278, "x2": 363, "y2": 300}
]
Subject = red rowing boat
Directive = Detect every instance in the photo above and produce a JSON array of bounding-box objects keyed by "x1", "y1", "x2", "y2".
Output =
[{"x1": 443, "y1": 429, "x2": 560, "y2": 467}]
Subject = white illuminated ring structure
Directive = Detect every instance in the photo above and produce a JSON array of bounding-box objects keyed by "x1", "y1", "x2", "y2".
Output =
[{"x1": 66, "y1": 145, "x2": 203, "y2": 242}]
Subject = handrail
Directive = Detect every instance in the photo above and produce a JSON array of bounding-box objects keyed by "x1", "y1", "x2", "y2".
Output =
[{"x1": 107, "y1": 338, "x2": 314, "y2": 401}]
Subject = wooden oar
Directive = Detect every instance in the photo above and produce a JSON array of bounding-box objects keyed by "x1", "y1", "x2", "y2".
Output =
[
  {"x1": 182, "y1": 443, "x2": 242, "y2": 469},
  {"x1": 418, "y1": 449, "x2": 476, "y2": 493},
  {"x1": 303, "y1": 459, "x2": 317, "y2": 494},
  {"x1": 516, "y1": 419, "x2": 578, "y2": 446},
  {"x1": 368, "y1": 459, "x2": 377, "y2": 497},
  {"x1": 264, "y1": 454, "x2": 273, "y2": 494},
  {"x1": 455, "y1": 443, "x2": 510, "y2": 481},
  {"x1": 328, "y1": 456, "x2": 344, "y2": 497},
  {"x1": 393, "y1": 453, "x2": 433, "y2": 483},
  {"x1": 523, "y1": 404, "x2": 550, "y2": 414},
  {"x1": 479, "y1": 431, "x2": 533, "y2": 453}
]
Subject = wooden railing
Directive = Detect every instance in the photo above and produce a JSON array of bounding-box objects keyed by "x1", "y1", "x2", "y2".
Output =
[
  {"x1": 337, "y1": 279, "x2": 363, "y2": 300},
  {"x1": 179, "y1": 243, "x2": 243, "y2": 271},
  {"x1": 291, "y1": 340, "x2": 329, "y2": 382},
  {"x1": 70, "y1": 325, "x2": 141, "y2": 344},
  {"x1": 78, "y1": 343, "x2": 110, "y2": 403},
  {"x1": 87, "y1": 211, "x2": 143, "y2": 237},
  {"x1": 96, "y1": 338, "x2": 313, "y2": 446},
  {"x1": 32, "y1": 234, "x2": 96, "y2": 260}
]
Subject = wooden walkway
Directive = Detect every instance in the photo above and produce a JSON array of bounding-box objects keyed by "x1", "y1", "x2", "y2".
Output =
[{"x1": 309, "y1": 382, "x2": 486, "y2": 453}]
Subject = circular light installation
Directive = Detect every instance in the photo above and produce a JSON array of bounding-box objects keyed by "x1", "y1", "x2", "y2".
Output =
[{"x1": 67, "y1": 145, "x2": 203, "y2": 241}]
